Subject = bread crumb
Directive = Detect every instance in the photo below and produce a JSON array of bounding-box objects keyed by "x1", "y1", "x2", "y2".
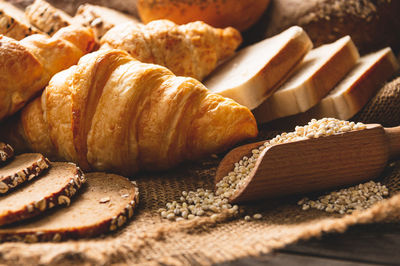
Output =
[{"x1": 99, "y1": 197, "x2": 111, "y2": 203}]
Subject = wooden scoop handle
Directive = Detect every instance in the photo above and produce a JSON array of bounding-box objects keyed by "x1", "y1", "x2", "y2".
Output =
[{"x1": 215, "y1": 124, "x2": 400, "y2": 203}]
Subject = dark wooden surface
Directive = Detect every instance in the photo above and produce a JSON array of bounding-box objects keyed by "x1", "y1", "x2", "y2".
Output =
[{"x1": 218, "y1": 223, "x2": 400, "y2": 265}]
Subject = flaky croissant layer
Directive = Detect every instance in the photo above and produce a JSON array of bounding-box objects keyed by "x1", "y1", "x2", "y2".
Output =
[
  {"x1": 100, "y1": 20, "x2": 242, "y2": 81},
  {"x1": 0, "y1": 25, "x2": 95, "y2": 121},
  {"x1": 3, "y1": 49, "x2": 257, "y2": 175}
]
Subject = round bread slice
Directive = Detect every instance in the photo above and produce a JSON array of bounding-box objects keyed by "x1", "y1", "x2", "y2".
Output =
[
  {"x1": 0, "y1": 173, "x2": 139, "y2": 243},
  {"x1": 0, "y1": 162, "x2": 85, "y2": 226},
  {"x1": 0, "y1": 142, "x2": 14, "y2": 163},
  {"x1": 0, "y1": 153, "x2": 50, "y2": 194}
]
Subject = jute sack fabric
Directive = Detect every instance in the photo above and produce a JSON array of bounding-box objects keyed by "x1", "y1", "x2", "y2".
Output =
[{"x1": 1, "y1": 77, "x2": 400, "y2": 265}]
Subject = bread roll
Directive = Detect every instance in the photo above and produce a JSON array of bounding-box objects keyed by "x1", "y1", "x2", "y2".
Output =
[
  {"x1": 263, "y1": 0, "x2": 400, "y2": 54},
  {"x1": 137, "y1": 0, "x2": 271, "y2": 31}
]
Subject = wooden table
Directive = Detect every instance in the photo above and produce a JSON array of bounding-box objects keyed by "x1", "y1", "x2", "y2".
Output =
[{"x1": 220, "y1": 223, "x2": 400, "y2": 265}]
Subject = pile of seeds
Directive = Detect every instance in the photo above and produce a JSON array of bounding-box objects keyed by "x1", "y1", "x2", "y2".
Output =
[
  {"x1": 160, "y1": 118, "x2": 368, "y2": 221},
  {"x1": 298, "y1": 181, "x2": 390, "y2": 214}
]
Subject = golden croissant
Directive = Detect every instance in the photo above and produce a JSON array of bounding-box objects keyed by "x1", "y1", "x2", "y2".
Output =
[
  {"x1": 100, "y1": 20, "x2": 242, "y2": 81},
  {"x1": 1, "y1": 49, "x2": 258, "y2": 175},
  {"x1": 0, "y1": 25, "x2": 95, "y2": 121}
]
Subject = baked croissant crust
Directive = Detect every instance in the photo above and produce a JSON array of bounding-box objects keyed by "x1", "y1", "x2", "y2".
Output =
[
  {"x1": 0, "y1": 25, "x2": 95, "y2": 121},
  {"x1": 1, "y1": 49, "x2": 258, "y2": 175},
  {"x1": 100, "y1": 20, "x2": 242, "y2": 81}
]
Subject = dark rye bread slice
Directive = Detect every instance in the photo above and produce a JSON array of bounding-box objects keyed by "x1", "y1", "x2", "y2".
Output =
[
  {"x1": 0, "y1": 172, "x2": 139, "y2": 243},
  {"x1": 0, "y1": 162, "x2": 85, "y2": 226},
  {"x1": 0, "y1": 153, "x2": 50, "y2": 194},
  {"x1": 0, "y1": 142, "x2": 14, "y2": 163}
]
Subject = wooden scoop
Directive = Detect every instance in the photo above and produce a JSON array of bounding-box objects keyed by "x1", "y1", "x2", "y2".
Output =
[{"x1": 215, "y1": 124, "x2": 400, "y2": 203}]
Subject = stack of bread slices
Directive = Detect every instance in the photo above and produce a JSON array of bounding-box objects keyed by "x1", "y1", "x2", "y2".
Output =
[
  {"x1": 205, "y1": 28, "x2": 400, "y2": 124},
  {"x1": 0, "y1": 142, "x2": 139, "y2": 243}
]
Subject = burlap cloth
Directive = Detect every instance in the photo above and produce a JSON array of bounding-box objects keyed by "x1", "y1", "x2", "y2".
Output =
[{"x1": 1, "y1": 78, "x2": 400, "y2": 265}]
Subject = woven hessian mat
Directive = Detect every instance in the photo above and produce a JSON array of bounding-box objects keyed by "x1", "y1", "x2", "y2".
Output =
[{"x1": 1, "y1": 77, "x2": 400, "y2": 265}]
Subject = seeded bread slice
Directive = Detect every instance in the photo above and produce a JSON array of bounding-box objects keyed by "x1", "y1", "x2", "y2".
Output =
[
  {"x1": 0, "y1": 153, "x2": 50, "y2": 194},
  {"x1": 0, "y1": 142, "x2": 14, "y2": 163},
  {"x1": 0, "y1": 162, "x2": 85, "y2": 226},
  {"x1": 25, "y1": 0, "x2": 73, "y2": 36},
  {"x1": 0, "y1": 0, "x2": 41, "y2": 40},
  {"x1": 253, "y1": 36, "x2": 360, "y2": 124},
  {"x1": 0, "y1": 172, "x2": 139, "y2": 243},
  {"x1": 204, "y1": 26, "x2": 313, "y2": 110},
  {"x1": 73, "y1": 3, "x2": 139, "y2": 39}
]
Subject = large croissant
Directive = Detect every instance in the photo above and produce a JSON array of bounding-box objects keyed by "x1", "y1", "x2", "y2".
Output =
[
  {"x1": 1, "y1": 49, "x2": 258, "y2": 175},
  {"x1": 0, "y1": 25, "x2": 95, "y2": 121},
  {"x1": 100, "y1": 20, "x2": 242, "y2": 81}
]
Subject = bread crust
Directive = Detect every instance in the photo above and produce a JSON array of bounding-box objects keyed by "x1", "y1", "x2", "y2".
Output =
[
  {"x1": 0, "y1": 172, "x2": 138, "y2": 243},
  {"x1": 0, "y1": 25, "x2": 95, "y2": 121},
  {"x1": 100, "y1": 20, "x2": 242, "y2": 81},
  {"x1": 264, "y1": 0, "x2": 400, "y2": 54},
  {"x1": 0, "y1": 142, "x2": 14, "y2": 162},
  {"x1": 0, "y1": 162, "x2": 85, "y2": 226},
  {"x1": 0, "y1": 153, "x2": 50, "y2": 195},
  {"x1": 10, "y1": 49, "x2": 257, "y2": 175},
  {"x1": 137, "y1": 0, "x2": 270, "y2": 31}
]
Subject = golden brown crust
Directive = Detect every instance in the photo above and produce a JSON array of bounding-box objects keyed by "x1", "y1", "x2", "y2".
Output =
[
  {"x1": 15, "y1": 49, "x2": 257, "y2": 175},
  {"x1": 25, "y1": 0, "x2": 73, "y2": 36},
  {"x1": 74, "y1": 3, "x2": 139, "y2": 40},
  {"x1": 137, "y1": 0, "x2": 271, "y2": 32},
  {"x1": 100, "y1": 20, "x2": 242, "y2": 81},
  {"x1": 0, "y1": 0, "x2": 42, "y2": 40},
  {"x1": 0, "y1": 25, "x2": 95, "y2": 122}
]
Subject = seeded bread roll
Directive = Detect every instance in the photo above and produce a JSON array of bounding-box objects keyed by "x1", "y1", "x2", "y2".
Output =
[
  {"x1": 264, "y1": 0, "x2": 400, "y2": 54},
  {"x1": 0, "y1": 172, "x2": 138, "y2": 243},
  {"x1": 25, "y1": 0, "x2": 73, "y2": 35},
  {"x1": 0, "y1": 162, "x2": 85, "y2": 226},
  {"x1": 74, "y1": 4, "x2": 139, "y2": 39},
  {"x1": 0, "y1": 153, "x2": 49, "y2": 194},
  {"x1": 0, "y1": 0, "x2": 41, "y2": 40},
  {"x1": 0, "y1": 142, "x2": 14, "y2": 162}
]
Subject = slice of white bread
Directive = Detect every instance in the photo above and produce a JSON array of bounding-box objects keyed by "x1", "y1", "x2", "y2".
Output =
[
  {"x1": 299, "y1": 47, "x2": 400, "y2": 120},
  {"x1": 253, "y1": 36, "x2": 360, "y2": 124},
  {"x1": 0, "y1": 0, "x2": 41, "y2": 40},
  {"x1": 204, "y1": 26, "x2": 313, "y2": 110},
  {"x1": 25, "y1": 0, "x2": 73, "y2": 35}
]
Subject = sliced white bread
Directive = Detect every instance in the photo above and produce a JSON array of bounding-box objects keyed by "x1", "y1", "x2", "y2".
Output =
[
  {"x1": 299, "y1": 47, "x2": 400, "y2": 120},
  {"x1": 204, "y1": 26, "x2": 313, "y2": 110},
  {"x1": 253, "y1": 36, "x2": 360, "y2": 124}
]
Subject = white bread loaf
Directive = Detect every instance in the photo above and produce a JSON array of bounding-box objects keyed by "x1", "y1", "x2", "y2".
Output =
[
  {"x1": 302, "y1": 47, "x2": 400, "y2": 120},
  {"x1": 204, "y1": 26, "x2": 312, "y2": 110},
  {"x1": 254, "y1": 36, "x2": 359, "y2": 124}
]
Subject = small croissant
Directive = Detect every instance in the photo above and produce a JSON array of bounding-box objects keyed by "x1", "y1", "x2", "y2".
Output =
[
  {"x1": 1, "y1": 49, "x2": 258, "y2": 175},
  {"x1": 100, "y1": 20, "x2": 242, "y2": 81},
  {"x1": 0, "y1": 25, "x2": 95, "y2": 121}
]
